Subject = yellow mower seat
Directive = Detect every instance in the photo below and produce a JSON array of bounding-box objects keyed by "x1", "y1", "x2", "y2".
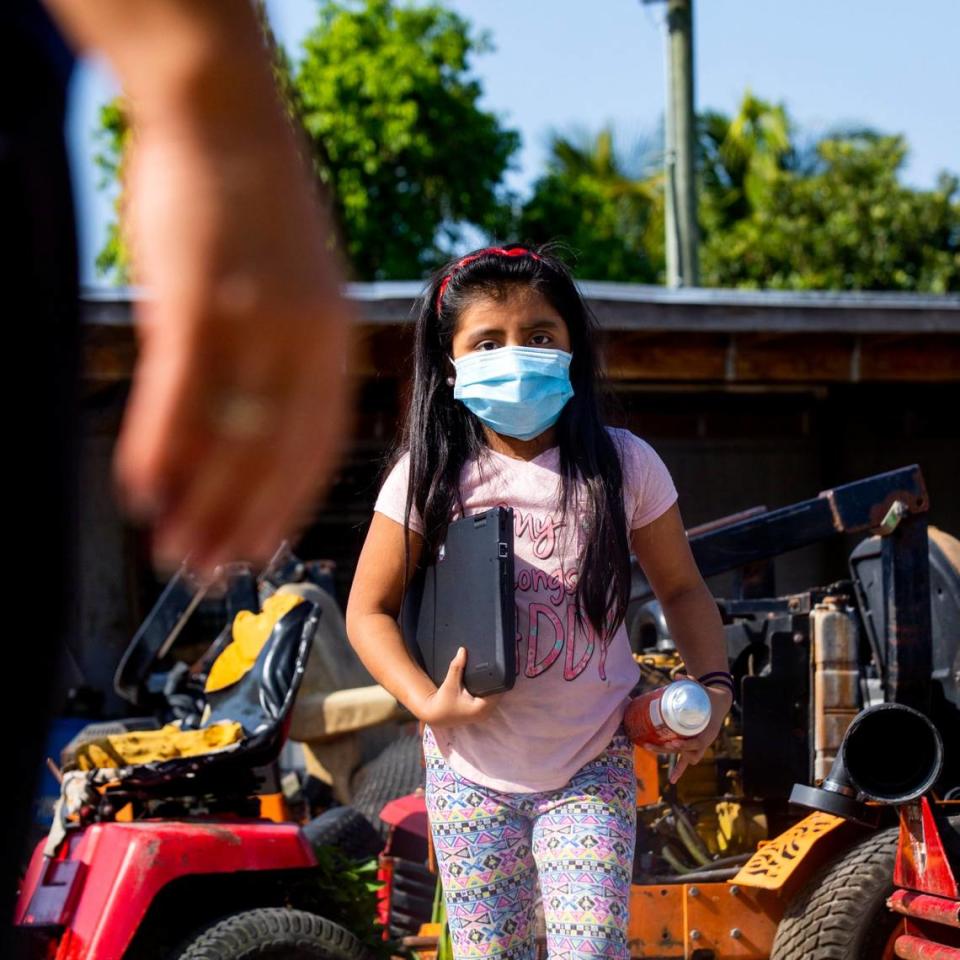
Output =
[
  {"x1": 72, "y1": 593, "x2": 306, "y2": 771},
  {"x1": 74, "y1": 721, "x2": 243, "y2": 771},
  {"x1": 205, "y1": 593, "x2": 305, "y2": 693}
]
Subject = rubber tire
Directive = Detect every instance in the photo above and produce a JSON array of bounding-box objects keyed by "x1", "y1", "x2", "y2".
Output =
[
  {"x1": 172, "y1": 908, "x2": 368, "y2": 960},
  {"x1": 770, "y1": 827, "x2": 900, "y2": 960},
  {"x1": 349, "y1": 735, "x2": 424, "y2": 837},
  {"x1": 392, "y1": 872, "x2": 435, "y2": 899},
  {"x1": 392, "y1": 858, "x2": 434, "y2": 885},
  {"x1": 388, "y1": 908, "x2": 426, "y2": 940},
  {"x1": 302, "y1": 806, "x2": 383, "y2": 861},
  {"x1": 388, "y1": 888, "x2": 434, "y2": 917}
]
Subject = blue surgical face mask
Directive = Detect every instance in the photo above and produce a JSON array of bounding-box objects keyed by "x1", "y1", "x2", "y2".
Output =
[{"x1": 451, "y1": 346, "x2": 575, "y2": 441}]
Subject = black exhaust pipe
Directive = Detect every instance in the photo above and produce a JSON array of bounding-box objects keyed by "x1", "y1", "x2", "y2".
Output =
[{"x1": 790, "y1": 703, "x2": 943, "y2": 824}]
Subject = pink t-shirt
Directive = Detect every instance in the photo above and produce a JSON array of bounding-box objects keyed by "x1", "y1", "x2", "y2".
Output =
[{"x1": 374, "y1": 427, "x2": 678, "y2": 792}]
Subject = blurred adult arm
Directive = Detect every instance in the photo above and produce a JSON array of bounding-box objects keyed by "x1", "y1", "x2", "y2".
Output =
[{"x1": 45, "y1": 0, "x2": 354, "y2": 576}]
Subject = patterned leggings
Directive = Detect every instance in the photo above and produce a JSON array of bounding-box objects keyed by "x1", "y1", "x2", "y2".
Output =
[{"x1": 423, "y1": 726, "x2": 636, "y2": 960}]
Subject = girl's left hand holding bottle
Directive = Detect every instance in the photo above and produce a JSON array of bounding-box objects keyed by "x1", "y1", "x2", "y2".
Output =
[
  {"x1": 643, "y1": 686, "x2": 734, "y2": 784},
  {"x1": 631, "y1": 506, "x2": 737, "y2": 784}
]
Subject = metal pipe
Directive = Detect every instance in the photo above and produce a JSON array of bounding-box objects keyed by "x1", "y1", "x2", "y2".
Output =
[
  {"x1": 892, "y1": 933, "x2": 960, "y2": 960},
  {"x1": 888, "y1": 890, "x2": 960, "y2": 929}
]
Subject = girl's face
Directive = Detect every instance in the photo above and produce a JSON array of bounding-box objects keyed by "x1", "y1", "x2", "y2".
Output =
[{"x1": 450, "y1": 287, "x2": 571, "y2": 359}]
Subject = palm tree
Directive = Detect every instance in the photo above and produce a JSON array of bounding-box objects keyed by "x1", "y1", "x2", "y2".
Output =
[
  {"x1": 516, "y1": 125, "x2": 664, "y2": 281},
  {"x1": 700, "y1": 91, "x2": 793, "y2": 229}
]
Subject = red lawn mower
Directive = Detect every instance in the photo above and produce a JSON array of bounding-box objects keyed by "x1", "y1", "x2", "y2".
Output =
[
  {"x1": 789, "y1": 702, "x2": 960, "y2": 960},
  {"x1": 14, "y1": 558, "x2": 406, "y2": 960}
]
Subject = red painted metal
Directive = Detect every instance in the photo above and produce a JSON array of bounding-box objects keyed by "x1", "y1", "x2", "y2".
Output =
[
  {"x1": 895, "y1": 799, "x2": 960, "y2": 899},
  {"x1": 889, "y1": 890, "x2": 960, "y2": 929},
  {"x1": 376, "y1": 856, "x2": 394, "y2": 935},
  {"x1": 894, "y1": 933, "x2": 960, "y2": 959},
  {"x1": 884, "y1": 922, "x2": 907, "y2": 960},
  {"x1": 16, "y1": 820, "x2": 316, "y2": 960},
  {"x1": 380, "y1": 794, "x2": 428, "y2": 838}
]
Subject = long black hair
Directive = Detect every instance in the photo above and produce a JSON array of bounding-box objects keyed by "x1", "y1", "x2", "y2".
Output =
[{"x1": 395, "y1": 244, "x2": 630, "y2": 639}]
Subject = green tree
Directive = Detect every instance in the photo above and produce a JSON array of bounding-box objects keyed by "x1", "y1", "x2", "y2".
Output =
[
  {"x1": 94, "y1": 100, "x2": 132, "y2": 283},
  {"x1": 295, "y1": 0, "x2": 518, "y2": 279},
  {"x1": 699, "y1": 91, "x2": 794, "y2": 236},
  {"x1": 519, "y1": 90, "x2": 958, "y2": 292},
  {"x1": 518, "y1": 126, "x2": 664, "y2": 282},
  {"x1": 96, "y1": 0, "x2": 518, "y2": 282},
  {"x1": 700, "y1": 126, "x2": 960, "y2": 292}
]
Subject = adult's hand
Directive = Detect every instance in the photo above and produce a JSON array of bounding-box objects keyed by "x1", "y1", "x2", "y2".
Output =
[
  {"x1": 116, "y1": 108, "x2": 354, "y2": 577},
  {"x1": 47, "y1": 0, "x2": 354, "y2": 577}
]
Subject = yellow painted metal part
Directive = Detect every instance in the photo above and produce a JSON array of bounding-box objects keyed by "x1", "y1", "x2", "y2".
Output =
[
  {"x1": 409, "y1": 922, "x2": 443, "y2": 960},
  {"x1": 715, "y1": 801, "x2": 768, "y2": 857},
  {"x1": 731, "y1": 810, "x2": 846, "y2": 891},
  {"x1": 629, "y1": 882, "x2": 782, "y2": 958}
]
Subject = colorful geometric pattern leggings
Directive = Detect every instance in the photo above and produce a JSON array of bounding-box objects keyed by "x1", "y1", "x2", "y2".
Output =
[{"x1": 423, "y1": 725, "x2": 636, "y2": 960}]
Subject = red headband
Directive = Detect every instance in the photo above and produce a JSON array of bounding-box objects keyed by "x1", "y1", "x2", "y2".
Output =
[{"x1": 435, "y1": 246, "x2": 541, "y2": 312}]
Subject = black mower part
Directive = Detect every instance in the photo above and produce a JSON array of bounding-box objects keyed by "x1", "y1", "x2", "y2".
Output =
[{"x1": 302, "y1": 806, "x2": 382, "y2": 862}]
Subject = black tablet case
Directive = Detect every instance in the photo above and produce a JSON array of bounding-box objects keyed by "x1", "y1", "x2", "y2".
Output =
[{"x1": 403, "y1": 506, "x2": 516, "y2": 697}]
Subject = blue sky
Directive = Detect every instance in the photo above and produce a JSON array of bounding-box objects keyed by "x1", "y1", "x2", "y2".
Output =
[{"x1": 67, "y1": 0, "x2": 959, "y2": 284}]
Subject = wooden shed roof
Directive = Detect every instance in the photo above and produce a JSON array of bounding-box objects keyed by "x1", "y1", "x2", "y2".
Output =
[{"x1": 81, "y1": 284, "x2": 960, "y2": 385}]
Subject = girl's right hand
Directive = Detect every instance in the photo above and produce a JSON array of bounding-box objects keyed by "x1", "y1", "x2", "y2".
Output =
[{"x1": 418, "y1": 647, "x2": 500, "y2": 727}]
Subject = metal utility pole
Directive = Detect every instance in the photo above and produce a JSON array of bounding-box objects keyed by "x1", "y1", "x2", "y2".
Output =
[{"x1": 647, "y1": 0, "x2": 700, "y2": 287}]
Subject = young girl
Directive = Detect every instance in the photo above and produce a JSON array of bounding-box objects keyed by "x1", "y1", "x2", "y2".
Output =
[{"x1": 346, "y1": 246, "x2": 732, "y2": 960}]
